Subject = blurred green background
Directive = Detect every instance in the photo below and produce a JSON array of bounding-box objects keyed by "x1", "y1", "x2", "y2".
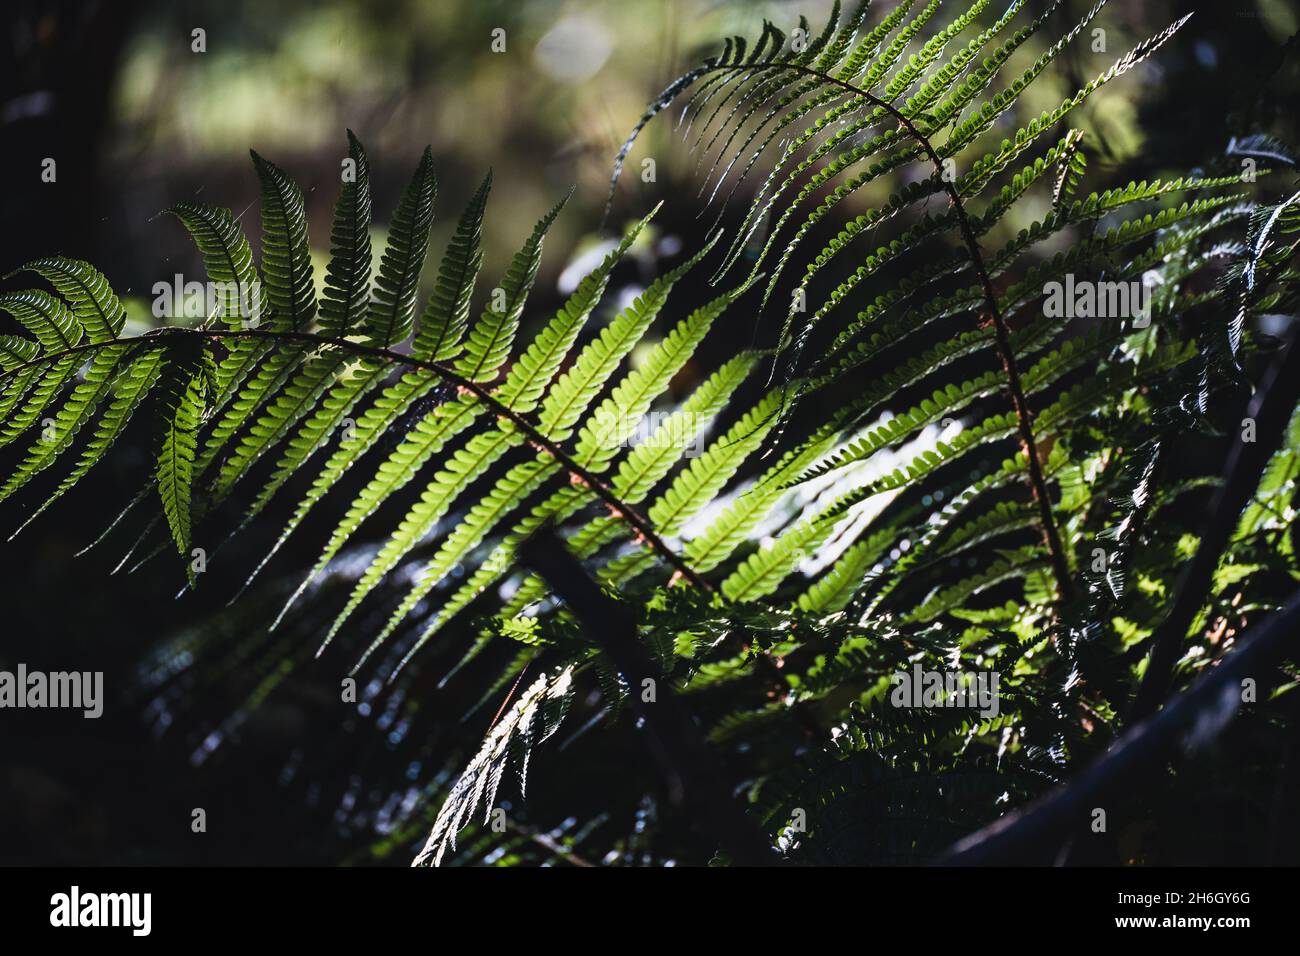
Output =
[{"x1": 6, "y1": 0, "x2": 1296, "y2": 315}]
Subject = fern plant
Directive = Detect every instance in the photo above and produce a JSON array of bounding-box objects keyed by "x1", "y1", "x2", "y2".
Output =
[{"x1": 3, "y1": 0, "x2": 1298, "y2": 866}]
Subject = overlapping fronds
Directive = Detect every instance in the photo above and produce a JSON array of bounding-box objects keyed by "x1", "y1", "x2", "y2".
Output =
[{"x1": 4, "y1": 0, "x2": 1298, "y2": 868}]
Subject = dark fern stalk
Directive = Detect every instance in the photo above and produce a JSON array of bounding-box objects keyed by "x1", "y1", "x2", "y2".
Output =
[
  {"x1": 0, "y1": 324, "x2": 704, "y2": 593},
  {"x1": 672, "y1": 57, "x2": 1077, "y2": 604}
]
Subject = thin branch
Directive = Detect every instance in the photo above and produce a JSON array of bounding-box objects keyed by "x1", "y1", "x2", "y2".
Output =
[
  {"x1": 940, "y1": 584, "x2": 1300, "y2": 865},
  {"x1": 520, "y1": 528, "x2": 777, "y2": 866},
  {"x1": 505, "y1": 818, "x2": 597, "y2": 868},
  {"x1": 1129, "y1": 328, "x2": 1300, "y2": 722}
]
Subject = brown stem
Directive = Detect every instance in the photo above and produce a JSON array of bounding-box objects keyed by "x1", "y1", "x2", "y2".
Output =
[
  {"x1": 693, "y1": 61, "x2": 1075, "y2": 604},
  {"x1": 0, "y1": 327, "x2": 710, "y2": 593}
]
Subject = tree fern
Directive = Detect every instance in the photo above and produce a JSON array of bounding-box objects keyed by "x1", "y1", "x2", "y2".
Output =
[{"x1": 3, "y1": 1, "x2": 1299, "y2": 869}]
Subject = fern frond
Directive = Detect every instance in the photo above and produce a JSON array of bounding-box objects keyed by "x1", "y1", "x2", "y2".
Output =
[
  {"x1": 167, "y1": 202, "x2": 259, "y2": 329},
  {"x1": 0, "y1": 355, "x2": 80, "y2": 450},
  {"x1": 14, "y1": 257, "x2": 126, "y2": 342},
  {"x1": 251, "y1": 149, "x2": 317, "y2": 331},
  {"x1": 332, "y1": 215, "x2": 661, "y2": 650},
  {"x1": 413, "y1": 666, "x2": 574, "y2": 867},
  {"x1": 0, "y1": 343, "x2": 133, "y2": 504},
  {"x1": 365, "y1": 146, "x2": 437, "y2": 346},
  {"x1": 413, "y1": 171, "x2": 491, "y2": 362},
  {"x1": 10, "y1": 349, "x2": 165, "y2": 537},
  {"x1": 450, "y1": 350, "x2": 762, "y2": 655},
  {"x1": 2, "y1": 0, "x2": 1289, "y2": 870},
  {"x1": 382, "y1": 258, "x2": 747, "y2": 667},
  {"x1": 317, "y1": 130, "x2": 373, "y2": 338},
  {"x1": 0, "y1": 290, "x2": 82, "y2": 352},
  {"x1": 0, "y1": 336, "x2": 39, "y2": 369},
  {"x1": 597, "y1": 387, "x2": 789, "y2": 588},
  {"x1": 456, "y1": 194, "x2": 568, "y2": 383},
  {"x1": 153, "y1": 342, "x2": 209, "y2": 573}
]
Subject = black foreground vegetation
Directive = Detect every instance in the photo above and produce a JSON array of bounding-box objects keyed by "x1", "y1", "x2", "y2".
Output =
[{"x1": 2, "y1": 0, "x2": 1299, "y2": 866}]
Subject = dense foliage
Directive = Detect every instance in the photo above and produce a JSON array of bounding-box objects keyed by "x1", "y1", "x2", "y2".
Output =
[{"x1": 2, "y1": 0, "x2": 1298, "y2": 865}]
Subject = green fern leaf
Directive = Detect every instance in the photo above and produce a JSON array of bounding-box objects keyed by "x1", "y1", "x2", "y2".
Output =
[
  {"x1": 0, "y1": 343, "x2": 133, "y2": 504},
  {"x1": 10, "y1": 348, "x2": 166, "y2": 537},
  {"x1": 455, "y1": 194, "x2": 568, "y2": 383},
  {"x1": 0, "y1": 336, "x2": 39, "y2": 369},
  {"x1": 413, "y1": 171, "x2": 491, "y2": 361},
  {"x1": 0, "y1": 289, "x2": 82, "y2": 352},
  {"x1": 15, "y1": 257, "x2": 126, "y2": 342},
  {"x1": 167, "y1": 202, "x2": 259, "y2": 328},
  {"x1": 0, "y1": 355, "x2": 80, "y2": 450},
  {"x1": 251, "y1": 150, "x2": 317, "y2": 331},
  {"x1": 365, "y1": 146, "x2": 437, "y2": 346},
  {"x1": 317, "y1": 130, "x2": 373, "y2": 338},
  {"x1": 154, "y1": 346, "x2": 209, "y2": 573}
]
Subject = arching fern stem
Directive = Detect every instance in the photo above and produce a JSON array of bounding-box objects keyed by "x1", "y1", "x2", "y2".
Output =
[
  {"x1": 690, "y1": 60, "x2": 1075, "y2": 605},
  {"x1": 4, "y1": 324, "x2": 826, "y2": 735},
  {"x1": 0, "y1": 326, "x2": 708, "y2": 593}
]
